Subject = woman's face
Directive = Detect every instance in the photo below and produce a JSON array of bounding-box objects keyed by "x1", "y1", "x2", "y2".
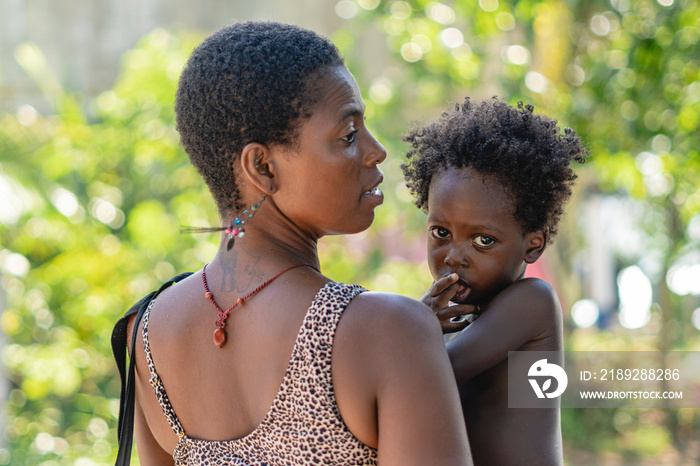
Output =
[{"x1": 272, "y1": 65, "x2": 387, "y2": 238}]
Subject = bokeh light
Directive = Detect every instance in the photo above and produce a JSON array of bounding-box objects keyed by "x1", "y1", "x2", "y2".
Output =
[
  {"x1": 400, "y1": 42, "x2": 423, "y2": 62},
  {"x1": 591, "y1": 15, "x2": 611, "y2": 36},
  {"x1": 390, "y1": 1, "x2": 412, "y2": 19},
  {"x1": 426, "y1": 2, "x2": 456, "y2": 25},
  {"x1": 16, "y1": 104, "x2": 38, "y2": 126},
  {"x1": 617, "y1": 266, "x2": 653, "y2": 329},
  {"x1": 440, "y1": 28, "x2": 464, "y2": 48},
  {"x1": 0, "y1": 251, "x2": 30, "y2": 277},
  {"x1": 571, "y1": 299, "x2": 600, "y2": 328},
  {"x1": 525, "y1": 71, "x2": 547, "y2": 93},
  {"x1": 666, "y1": 263, "x2": 700, "y2": 296},
  {"x1": 692, "y1": 307, "x2": 700, "y2": 331},
  {"x1": 496, "y1": 12, "x2": 515, "y2": 31},
  {"x1": 369, "y1": 77, "x2": 394, "y2": 105},
  {"x1": 50, "y1": 187, "x2": 80, "y2": 218},
  {"x1": 478, "y1": 0, "x2": 498, "y2": 13},
  {"x1": 502, "y1": 45, "x2": 530, "y2": 65},
  {"x1": 357, "y1": 0, "x2": 380, "y2": 10},
  {"x1": 335, "y1": 0, "x2": 358, "y2": 19}
]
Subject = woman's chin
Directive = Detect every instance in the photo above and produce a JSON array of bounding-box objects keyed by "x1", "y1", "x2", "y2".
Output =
[
  {"x1": 324, "y1": 216, "x2": 374, "y2": 237},
  {"x1": 346, "y1": 213, "x2": 376, "y2": 234}
]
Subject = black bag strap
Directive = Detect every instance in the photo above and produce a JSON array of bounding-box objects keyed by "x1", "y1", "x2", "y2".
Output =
[{"x1": 111, "y1": 272, "x2": 193, "y2": 465}]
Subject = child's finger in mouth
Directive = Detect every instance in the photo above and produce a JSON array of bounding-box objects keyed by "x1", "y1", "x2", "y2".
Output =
[{"x1": 451, "y1": 280, "x2": 471, "y2": 302}]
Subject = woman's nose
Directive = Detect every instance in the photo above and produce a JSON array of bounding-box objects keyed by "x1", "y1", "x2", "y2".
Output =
[{"x1": 365, "y1": 133, "x2": 387, "y2": 166}]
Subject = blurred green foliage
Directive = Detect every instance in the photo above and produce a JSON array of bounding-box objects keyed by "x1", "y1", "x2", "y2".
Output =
[
  {"x1": 0, "y1": 30, "x2": 210, "y2": 464},
  {"x1": 0, "y1": 0, "x2": 698, "y2": 464}
]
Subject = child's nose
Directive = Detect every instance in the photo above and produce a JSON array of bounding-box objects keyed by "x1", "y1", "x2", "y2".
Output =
[{"x1": 444, "y1": 246, "x2": 470, "y2": 269}]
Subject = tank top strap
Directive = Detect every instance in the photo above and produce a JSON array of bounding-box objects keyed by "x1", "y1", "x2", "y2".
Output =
[
  {"x1": 281, "y1": 282, "x2": 366, "y2": 404},
  {"x1": 141, "y1": 299, "x2": 187, "y2": 440},
  {"x1": 301, "y1": 282, "x2": 366, "y2": 352}
]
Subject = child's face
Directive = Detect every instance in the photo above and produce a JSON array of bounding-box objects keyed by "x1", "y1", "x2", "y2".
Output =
[{"x1": 426, "y1": 166, "x2": 541, "y2": 306}]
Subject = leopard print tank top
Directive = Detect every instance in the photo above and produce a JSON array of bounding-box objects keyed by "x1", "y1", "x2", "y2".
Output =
[{"x1": 142, "y1": 281, "x2": 379, "y2": 465}]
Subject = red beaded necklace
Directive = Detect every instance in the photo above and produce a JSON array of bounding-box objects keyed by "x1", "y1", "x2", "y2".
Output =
[{"x1": 202, "y1": 263, "x2": 316, "y2": 348}]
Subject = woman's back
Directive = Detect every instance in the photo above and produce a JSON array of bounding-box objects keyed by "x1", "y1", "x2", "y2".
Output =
[
  {"x1": 132, "y1": 265, "x2": 326, "y2": 450},
  {"x1": 135, "y1": 268, "x2": 379, "y2": 464},
  {"x1": 131, "y1": 260, "x2": 469, "y2": 465}
]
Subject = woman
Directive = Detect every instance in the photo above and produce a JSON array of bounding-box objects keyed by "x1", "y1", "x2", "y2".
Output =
[{"x1": 114, "y1": 21, "x2": 471, "y2": 465}]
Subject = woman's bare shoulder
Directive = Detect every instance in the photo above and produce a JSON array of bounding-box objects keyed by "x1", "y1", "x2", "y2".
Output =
[
  {"x1": 333, "y1": 289, "x2": 447, "y2": 378},
  {"x1": 344, "y1": 290, "x2": 442, "y2": 340},
  {"x1": 333, "y1": 289, "x2": 472, "y2": 465}
]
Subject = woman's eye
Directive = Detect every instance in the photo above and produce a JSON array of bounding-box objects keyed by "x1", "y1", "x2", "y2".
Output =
[
  {"x1": 430, "y1": 227, "x2": 451, "y2": 239},
  {"x1": 474, "y1": 235, "x2": 495, "y2": 247},
  {"x1": 342, "y1": 131, "x2": 358, "y2": 143}
]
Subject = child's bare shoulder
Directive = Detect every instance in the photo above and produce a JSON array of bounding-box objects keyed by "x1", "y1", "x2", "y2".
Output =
[
  {"x1": 481, "y1": 277, "x2": 562, "y2": 344},
  {"x1": 490, "y1": 277, "x2": 560, "y2": 317}
]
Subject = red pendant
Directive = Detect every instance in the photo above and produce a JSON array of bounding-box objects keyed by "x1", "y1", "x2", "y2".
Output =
[{"x1": 213, "y1": 328, "x2": 226, "y2": 348}]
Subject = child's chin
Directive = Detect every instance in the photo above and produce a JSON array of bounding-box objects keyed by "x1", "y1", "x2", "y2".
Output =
[
  {"x1": 450, "y1": 297, "x2": 475, "y2": 306},
  {"x1": 452, "y1": 289, "x2": 483, "y2": 307}
]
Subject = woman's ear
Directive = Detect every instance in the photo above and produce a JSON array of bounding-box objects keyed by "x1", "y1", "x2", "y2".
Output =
[
  {"x1": 239, "y1": 142, "x2": 277, "y2": 194},
  {"x1": 524, "y1": 228, "x2": 549, "y2": 264}
]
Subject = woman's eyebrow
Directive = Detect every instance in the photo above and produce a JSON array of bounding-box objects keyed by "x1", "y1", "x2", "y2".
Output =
[{"x1": 337, "y1": 107, "x2": 364, "y2": 124}]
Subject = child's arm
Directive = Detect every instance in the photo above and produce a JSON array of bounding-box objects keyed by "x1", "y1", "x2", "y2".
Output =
[
  {"x1": 421, "y1": 273, "x2": 479, "y2": 334},
  {"x1": 444, "y1": 277, "x2": 562, "y2": 385}
]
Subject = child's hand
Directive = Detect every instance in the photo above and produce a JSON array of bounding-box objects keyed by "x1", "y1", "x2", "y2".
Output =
[{"x1": 421, "y1": 273, "x2": 479, "y2": 334}]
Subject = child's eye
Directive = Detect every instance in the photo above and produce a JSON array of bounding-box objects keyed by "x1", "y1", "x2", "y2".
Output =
[
  {"x1": 342, "y1": 130, "x2": 358, "y2": 143},
  {"x1": 429, "y1": 227, "x2": 451, "y2": 239},
  {"x1": 474, "y1": 235, "x2": 495, "y2": 247}
]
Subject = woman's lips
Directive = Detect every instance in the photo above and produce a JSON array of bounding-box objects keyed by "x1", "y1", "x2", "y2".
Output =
[{"x1": 361, "y1": 186, "x2": 384, "y2": 206}]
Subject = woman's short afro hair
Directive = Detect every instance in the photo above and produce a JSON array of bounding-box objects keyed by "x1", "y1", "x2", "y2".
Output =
[
  {"x1": 402, "y1": 97, "x2": 588, "y2": 240},
  {"x1": 175, "y1": 21, "x2": 343, "y2": 215}
]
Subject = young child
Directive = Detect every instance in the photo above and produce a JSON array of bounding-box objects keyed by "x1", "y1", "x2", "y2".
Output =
[{"x1": 402, "y1": 97, "x2": 588, "y2": 466}]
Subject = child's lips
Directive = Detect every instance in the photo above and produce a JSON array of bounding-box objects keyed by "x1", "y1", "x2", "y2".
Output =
[{"x1": 452, "y1": 279, "x2": 471, "y2": 303}]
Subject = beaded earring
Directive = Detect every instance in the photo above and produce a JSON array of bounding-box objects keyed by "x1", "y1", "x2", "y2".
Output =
[
  {"x1": 180, "y1": 194, "x2": 267, "y2": 250},
  {"x1": 222, "y1": 194, "x2": 266, "y2": 250}
]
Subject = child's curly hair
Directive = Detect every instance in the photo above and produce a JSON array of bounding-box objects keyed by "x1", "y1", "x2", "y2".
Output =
[
  {"x1": 175, "y1": 21, "x2": 343, "y2": 216},
  {"x1": 402, "y1": 97, "x2": 588, "y2": 240}
]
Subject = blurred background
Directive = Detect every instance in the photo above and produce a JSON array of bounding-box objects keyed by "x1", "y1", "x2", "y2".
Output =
[{"x1": 0, "y1": 0, "x2": 698, "y2": 464}]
